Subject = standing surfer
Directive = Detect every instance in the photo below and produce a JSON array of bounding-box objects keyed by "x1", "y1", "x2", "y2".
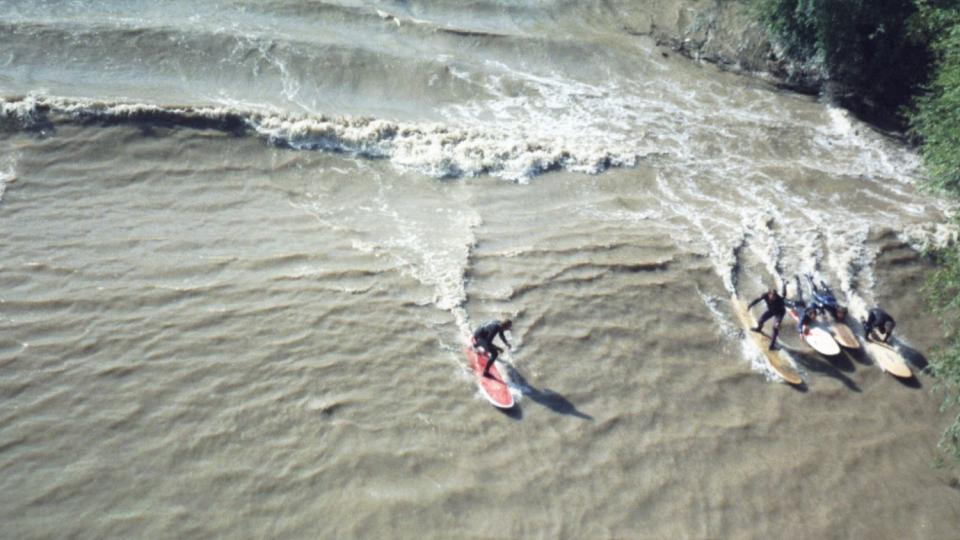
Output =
[
  {"x1": 748, "y1": 283, "x2": 787, "y2": 350},
  {"x1": 472, "y1": 319, "x2": 513, "y2": 378},
  {"x1": 863, "y1": 308, "x2": 896, "y2": 343}
]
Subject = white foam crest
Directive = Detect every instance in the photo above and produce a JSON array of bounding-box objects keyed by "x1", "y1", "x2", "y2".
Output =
[
  {"x1": 899, "y1": 222, "x2": 959, "y2": 253},
  {"x1": 655, "y1": 174, "x2": 742, "y2": 294},
  {"x1": 297, "y1": 162, "x2": 483, "y2": 320},
  {"x1": 5, "y1": 93, "x2": 254, "y2": 125},
  {"x1": 743, "y1": 211, "x2": 784, "y2": 287},
  {"x1": 791, "y1": 209, "x2": 825, "y2": 281},
  {"x1": 698, "y1": 288, "x2": 738, "y2": 341},
  {"x1": 810, "y1": 106, "x2": 924, "y2": 184},
  {"x1": 441, "y1": 64, "x2": 660, "y2": 164},
  {"x1": 235, "y1": 35, "x2": 303, "y2": 104},
  {"x1": 295, "y1": 180, "x2": 478, "y2": 318},
  {"x1": 436, "y1": 60, "x2": 925, "y2": 191},
  {"x1": 375, "y1": 9, "x2": 433, "y2": 29},
  {"x1": 373, "y1": 182, "x2": 479, "y2": 313},
  {"x1": 739, "y1": 338, "x2": 792, "y2": 384},
  {"x1": 0, "y1": 94, "x2": 45, "y2": 128},
  {"x1": 0, "y1": 94, "x2": 639, "y2": 182},
  {"x1": 822, "y1": 225, "x2": 873, "y2": 319},
  {"x1": 253, "y1": 112, "x2": 639, "y2": 182},
  {"x1": 0, "y1": 154, "x2": 17, "y2": 203}
]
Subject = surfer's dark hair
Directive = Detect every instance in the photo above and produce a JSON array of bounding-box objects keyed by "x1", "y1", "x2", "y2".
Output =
[{"x1": 503, "y1": 319, "x2": 513, "y2": 328}]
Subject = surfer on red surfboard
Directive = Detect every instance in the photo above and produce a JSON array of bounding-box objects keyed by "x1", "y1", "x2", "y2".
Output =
[{"x1": 472, "y1": 318, "x2": 513, "y2": 378}]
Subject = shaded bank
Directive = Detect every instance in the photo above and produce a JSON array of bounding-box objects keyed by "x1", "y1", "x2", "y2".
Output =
[{"x1": 648, "y1": 0, "x2": 960, "y2": 459}]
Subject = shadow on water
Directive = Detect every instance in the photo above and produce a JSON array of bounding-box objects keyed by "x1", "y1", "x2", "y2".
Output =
[
  {"x1": 894, "y1": 373, "x2": 923, "y2": 389},
  {"x1": 789, "y1": 349, "x2": 862, "y2": 392},
  {"x1": 896, "y1": 342, "x2": 929, "y2": 371},
  {"x1": 80, "y1": 109, "x2": 250, "y2": 137},
  {"x1": 789, "y1": 381, "x2": 810, "y2": 393},
  {"x1": 846, "y1": 347, "x2": 874, "y2": 366},
  {"x1": 504, "y1": 366, "x2": 593, "y2": 420},
  {"x1": 840, "y1": 341, "x2": 923, "y2": 390},
  {"x1": 829, "y1": 350, "x2": 857, "y2": 372},
  {"x1": 499, "y1": 404, "x2": 524, "y2": 420}
]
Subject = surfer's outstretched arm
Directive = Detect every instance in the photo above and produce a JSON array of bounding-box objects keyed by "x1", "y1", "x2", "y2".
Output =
[
  {"x1": 497, "y1": 328, "x2": 511, "y2": 350},
  {"x1": 793, "y1": 275, "x2": 805, "y2": 303}
]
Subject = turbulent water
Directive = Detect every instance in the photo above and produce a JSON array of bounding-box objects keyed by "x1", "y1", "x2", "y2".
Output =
[{"x1": 2, "y1": 1, "x2": 960, "y2": 538}]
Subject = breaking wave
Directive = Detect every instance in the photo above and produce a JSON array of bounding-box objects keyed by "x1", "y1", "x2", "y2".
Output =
[{"x1": 0, "y1": 94, "x2": 642, "y2": 182}]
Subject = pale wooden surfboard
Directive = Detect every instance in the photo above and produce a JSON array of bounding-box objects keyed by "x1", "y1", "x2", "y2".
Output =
[
  {"x1": 731, "y1": 295, "x2": 802, "y2": 385},
  {"x1": 865, "y1": 332, "x2": 912, "y2": 378},
  {"x1": 829, "y1": 321, "x2": 860, "y2": 349}
]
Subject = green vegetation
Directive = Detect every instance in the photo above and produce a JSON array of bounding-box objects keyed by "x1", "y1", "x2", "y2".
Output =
[
  {"x1": 926, "y1": 247, "x2": 960, "y2": 459},
  {"x1": 755, "y1": 0, "x2": 960, "y2": 457},
  {"x1": 916, "y1": 2, "x2": 960, "y2": 460},
  {"x1": 908, "y1": 2, "x2": 960, "y2": 193},
  {"x1": 754, "y1": 0, "x2": 932, "y2": 124}
]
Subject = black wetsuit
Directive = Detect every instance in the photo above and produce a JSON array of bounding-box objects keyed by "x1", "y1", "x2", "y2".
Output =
[
  {"x1": 748, "y1": 284, "x2": 787, "y2": 349},
  {"x1": 809, "y1": 277, "x2": 840, "y2": 319},
  {"x1": 790, "y1": 275, "x2": 820, "y2": 334},
  {"x1": 473, "y1": 320, "x2": 512, "y2": 376},
  {"x1": 864, "y1": 308, "x2": 895, "y2": 342},
  {"x1": 796, "y1": 304, "x2": 818, "y2": 334}
]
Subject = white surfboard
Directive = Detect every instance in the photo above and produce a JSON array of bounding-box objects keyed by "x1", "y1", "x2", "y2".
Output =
[
  {"x1": 788, "y1": 308, "x2": 841, "y2": 356},
  {"x1": 803, "y1": 326, "x2": 841, "y2": 356}
]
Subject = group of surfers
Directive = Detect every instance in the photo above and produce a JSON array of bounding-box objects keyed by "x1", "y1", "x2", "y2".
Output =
[
  {"x1": 469, "y1": 276, "x2": 897, "y2": 377},
  {"x1": 748, "y1": 275, "x2": 896, "y2": 351}
]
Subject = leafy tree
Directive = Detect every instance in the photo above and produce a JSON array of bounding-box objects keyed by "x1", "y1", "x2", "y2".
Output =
[
  {"x1": 909, "y1": 2, "x2": 960, "y2": 193},
  {"x1": 755, "y1": 0, "x2": 931, "y2": 123},
  {"x1": 756, "y1": 0, "x2": 960, "y2": 458},
  {"x1": 912, "y1": 1, "x2": 960, "y2": 459}
]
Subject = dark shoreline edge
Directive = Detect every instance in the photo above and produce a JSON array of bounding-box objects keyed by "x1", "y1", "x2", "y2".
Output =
[{"x1": 639, "y1": 1, "x2": 909, "y2": 133}]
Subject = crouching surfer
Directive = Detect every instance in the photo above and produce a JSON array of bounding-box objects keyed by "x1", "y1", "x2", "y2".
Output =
[
  {"x1": 863, "y1": 308, "x2": 896, "y2": 344},
  {"x1": 790, "y1": 275, "x2": 819, "y2": 335},
  {"x1": 807, "y1": 275, "x2": 847, "y2": 322},
  {"x1": 748, "y1": 283, "x2": 787, "y2": 351},
  {"x1": 472, "y1": 319, "x2": 513, "y2": 378}
]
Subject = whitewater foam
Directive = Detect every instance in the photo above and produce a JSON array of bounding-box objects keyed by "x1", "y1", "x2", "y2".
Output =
[
  {"x1": 0, "y1": 155, "x2": 16, "y2": 202},
  {"x1": 1, "y1": 94, "x2": 643, "y2": 182}
]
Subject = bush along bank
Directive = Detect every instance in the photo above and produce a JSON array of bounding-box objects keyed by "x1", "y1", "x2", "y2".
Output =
[
  {"x1": 757, "y1": 0, "x2": 960, "y2": 458},
  {"x1": 754, "y1": 0, "x2": 934, "y2": 129},
  {"x1": 912, "y1": 2, "x2": 960, "y2": 460}
]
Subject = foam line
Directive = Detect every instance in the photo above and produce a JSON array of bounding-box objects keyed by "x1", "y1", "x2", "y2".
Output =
[{"x1": 0, "y1": 94, "x2": 642, "y2": 182}]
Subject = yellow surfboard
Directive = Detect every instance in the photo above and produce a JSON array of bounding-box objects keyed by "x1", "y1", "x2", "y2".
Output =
[{"x1": 731, "y1": 295, "x2": 803, "y2": 385}]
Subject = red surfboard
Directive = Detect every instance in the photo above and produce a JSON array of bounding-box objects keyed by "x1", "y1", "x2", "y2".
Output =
[{"x1": 465, "y1": 346, "x2": 514, "y2": 409}]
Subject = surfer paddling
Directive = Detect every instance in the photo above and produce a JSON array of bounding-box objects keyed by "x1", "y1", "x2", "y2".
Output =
[
  {"x1": 863, "y1": 308, "x2": 896, "y2": 344},
  {"x1": 472, "y1": 319, "x2": 513, "y2": 378},
  {"x1": 748, "y1": 283, "x2": 787, "y2": 350}
]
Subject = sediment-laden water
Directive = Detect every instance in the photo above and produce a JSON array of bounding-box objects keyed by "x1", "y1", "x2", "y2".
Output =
[{"x1": 2, "y1": 1, "x2": 959, "y2": 538}]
